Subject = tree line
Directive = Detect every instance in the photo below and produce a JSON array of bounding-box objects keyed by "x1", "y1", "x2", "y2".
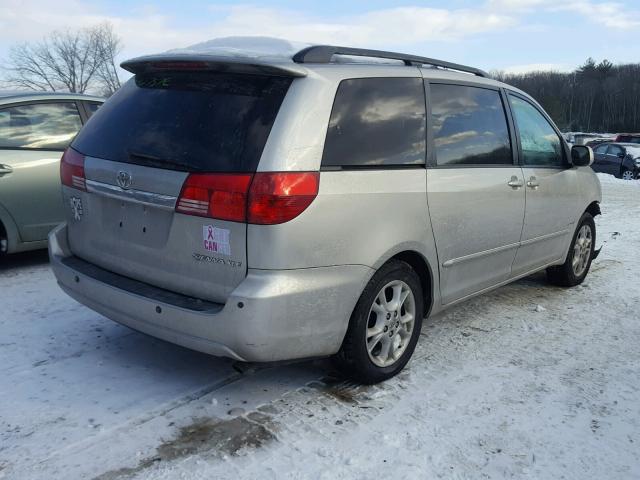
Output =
[{"x1": 494, "y1": 59, "x2": 640, "y2": 133}]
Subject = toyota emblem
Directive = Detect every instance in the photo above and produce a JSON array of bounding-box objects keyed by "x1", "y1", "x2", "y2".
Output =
[{"x1": 116, "y1": 171, "x2": 132, "y2": 189}]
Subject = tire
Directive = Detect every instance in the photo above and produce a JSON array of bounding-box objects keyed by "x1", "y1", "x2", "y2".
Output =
[
  {"x1": 546, "y1": 213, "x2": 596, "y2": 287},
  {"x1": 335, "y1": 260, "x2": 424, "y2": 384},
  {"x1": 621, "y1": 169, "x2": 634, "y2": 181}
]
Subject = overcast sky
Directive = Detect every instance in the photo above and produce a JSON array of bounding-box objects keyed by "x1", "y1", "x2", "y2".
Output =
[{"x1": 1, "y1": 0, "x2": 639, "y2": 74}]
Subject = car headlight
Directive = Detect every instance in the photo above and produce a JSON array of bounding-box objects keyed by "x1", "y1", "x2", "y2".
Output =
[{"x1": 635, "y1": 158, "x2": 640, "y2": 166}]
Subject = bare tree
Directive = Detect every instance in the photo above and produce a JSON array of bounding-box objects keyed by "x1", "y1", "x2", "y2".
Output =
[
  {"x1": 93, "y1": 23, "x2": 122, "y2": 96},
  {"x1": 3, "y1": 23, "x2": 122, "y2": 94}
]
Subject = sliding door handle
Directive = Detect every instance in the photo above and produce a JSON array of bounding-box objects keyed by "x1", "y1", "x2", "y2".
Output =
[
  {"x1": 508, "y1": 176, "x2": 523, "y2": 188},
  {"x1": 527, "y1": 176, "x2": 539, "y2": 189}
]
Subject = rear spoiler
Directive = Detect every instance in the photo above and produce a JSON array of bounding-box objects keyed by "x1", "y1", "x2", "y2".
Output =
[{"x1": 121, "y1": 54, "x2": 308, "y2": 78}]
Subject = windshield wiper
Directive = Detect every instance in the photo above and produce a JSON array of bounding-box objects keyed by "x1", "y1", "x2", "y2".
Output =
[{"x1": 127, "y1": 150, "x2": 195, "y2": 171}]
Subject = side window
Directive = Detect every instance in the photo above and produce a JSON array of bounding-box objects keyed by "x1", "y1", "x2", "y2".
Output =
[
  {"x1": 84, "y1": 102, "x2": 101, "y2": 118},
  {"x1": 430, "y1": 84, "x2": 512, "y2": 166},
  {"x1": 0, "y1": 102, "x2": 82, "y2": 150},
  {"x1": 509, "y1": 95, "x2": 564, "y2": 167},
  {"x1": 322, "y1": 78, "x2": 426, "y2": 167},
  {"x1": 607, "y1": 145, "x2": 623, "y2": 157},
  {"x1": 594, "y1": 144, "x2": 608, "y2": 155}
]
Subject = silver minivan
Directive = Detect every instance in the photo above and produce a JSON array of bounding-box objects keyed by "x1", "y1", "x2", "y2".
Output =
[{"x1": 49, "y1": 46, "x2": 601, "y2": 383}]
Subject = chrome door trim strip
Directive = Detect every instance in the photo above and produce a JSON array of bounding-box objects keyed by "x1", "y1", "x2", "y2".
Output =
[
  {"x1": 442, "y1": 242, "x2": 520, "y2": 268},
  {"x1": 442, "y1": 229, "x2": 570, "y2": 268},
  {"x1": 85, "y1": 179, "x2": 177, "y2": 211},
  {"x1": 519, "y1": 229, "x2": 569, "y2": 246}
]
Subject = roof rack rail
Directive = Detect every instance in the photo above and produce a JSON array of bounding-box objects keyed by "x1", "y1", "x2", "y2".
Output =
[{"x1": 292, "y1": 45, "x2": 488, "y2": 78}]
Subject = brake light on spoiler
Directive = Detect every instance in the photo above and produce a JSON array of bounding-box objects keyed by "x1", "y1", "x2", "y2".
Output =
[{"x1": 176, "y1": 172, "x2": 319, "y2": 225}]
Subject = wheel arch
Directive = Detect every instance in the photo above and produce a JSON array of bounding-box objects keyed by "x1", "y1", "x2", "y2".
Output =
[
  {"x1": 585, "y1": 200, "x2": 601, "y2": 218},
  {"x1": 388, "y1": 250, "x2": 435, "y2": 317},
  {"x1": 620, "y1": 162, "x2": 630, "y2": 177}
]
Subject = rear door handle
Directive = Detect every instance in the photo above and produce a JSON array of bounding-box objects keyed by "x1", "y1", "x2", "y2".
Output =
[
  {"x1": 527, "y1": 176, "x2": 539, "y2": 189},
  {"x1": 508, "y1": 176, "x2": 523, "y2": 188},
  {"x1": 0, "y1": 164, "x2": 13, "y2": 176}
]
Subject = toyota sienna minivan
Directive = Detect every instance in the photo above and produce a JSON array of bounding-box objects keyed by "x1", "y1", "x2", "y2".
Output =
[{"x1": 49, "y1": 45, "x2": 601, "y2": 383}]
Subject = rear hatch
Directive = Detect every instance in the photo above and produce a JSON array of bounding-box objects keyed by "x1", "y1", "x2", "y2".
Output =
[{"x1": 65, "y1": 67, "x2": 292, "y2": 303}]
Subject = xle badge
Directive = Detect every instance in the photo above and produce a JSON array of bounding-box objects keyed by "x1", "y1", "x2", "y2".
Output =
[
  {"x1": 70, "y1": 197, "x2": 83, "y2": 221},
  {"x1": 203, "y1": 225, "x2": 231, "y2": 256}
]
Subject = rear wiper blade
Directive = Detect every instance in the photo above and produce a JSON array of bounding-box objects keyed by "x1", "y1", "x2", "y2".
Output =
[{"x1": 127, "y1": 150, "x2": 194, "y2": 171}]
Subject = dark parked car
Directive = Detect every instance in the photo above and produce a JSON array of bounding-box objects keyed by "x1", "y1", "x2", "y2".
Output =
[
  {"x1": 592, "y1": 143, "x2": 640, "y2": 179},
  {"x1": 614, "y1": 133, "x2": 640, "y2": 143}
]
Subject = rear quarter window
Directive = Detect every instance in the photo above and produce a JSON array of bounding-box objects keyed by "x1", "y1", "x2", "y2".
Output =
[
  {"x1": 321, "y1": 77, "x2": 426, "y2": 168},
  {"x1": 0, "y1": 102, "x2": 82, "y2": 150},
  {"x1": 84, "y1": 102, "x2": 101, "y2": 118},
  {"x1": 72, "y1": 72, "x2": 292, "y2": 172}
]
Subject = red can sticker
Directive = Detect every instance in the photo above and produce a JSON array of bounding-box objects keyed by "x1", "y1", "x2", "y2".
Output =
[{"x1": 203, "y1": 225, "x2": 231, "y2": 256}]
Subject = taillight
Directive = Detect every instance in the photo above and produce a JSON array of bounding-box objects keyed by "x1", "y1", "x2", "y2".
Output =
[
  {"x1": 176, "y1": 173, "x2": 253, "y2": 222},
  {"x1": 60, "y1": 148, "x2": 86, "y2": 191},
  {"x1": 175, "y1": 171, "x2": 320, "y2": 224},
  {"x1": 248, "y1": 172, "x2": 319, "y2": 225}
]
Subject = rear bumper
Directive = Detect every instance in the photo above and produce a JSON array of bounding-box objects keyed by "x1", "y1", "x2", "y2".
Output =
[{"x1": 48, "y1": 223, "x2": 373, "y2": 362}]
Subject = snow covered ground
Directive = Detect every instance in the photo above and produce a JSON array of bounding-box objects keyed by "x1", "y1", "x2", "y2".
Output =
[{"x1": 1, "y1": 174, "x2": 639, "y2": 480}]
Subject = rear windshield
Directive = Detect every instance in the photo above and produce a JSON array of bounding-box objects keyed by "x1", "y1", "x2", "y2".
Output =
[{"x1": 72, "y1": 72, "x2": 292, "y2": 172}]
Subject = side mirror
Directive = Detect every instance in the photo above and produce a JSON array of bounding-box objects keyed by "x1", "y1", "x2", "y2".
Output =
[{"x1": 571, "y1": 145, "x2": 594, "y2": 167}]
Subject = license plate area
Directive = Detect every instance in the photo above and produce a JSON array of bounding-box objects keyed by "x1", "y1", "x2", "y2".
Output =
[{"x1": 101, "y1": 197, "x2": 173, "y2": 248}]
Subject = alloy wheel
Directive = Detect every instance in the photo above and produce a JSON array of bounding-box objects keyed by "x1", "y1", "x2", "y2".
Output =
[
  {"x1": 366, "y1": 280, "x2": 416, "y2": 368},
  {"x1": 572, "y1": 224, "x2": 592, "y2": 277}
]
